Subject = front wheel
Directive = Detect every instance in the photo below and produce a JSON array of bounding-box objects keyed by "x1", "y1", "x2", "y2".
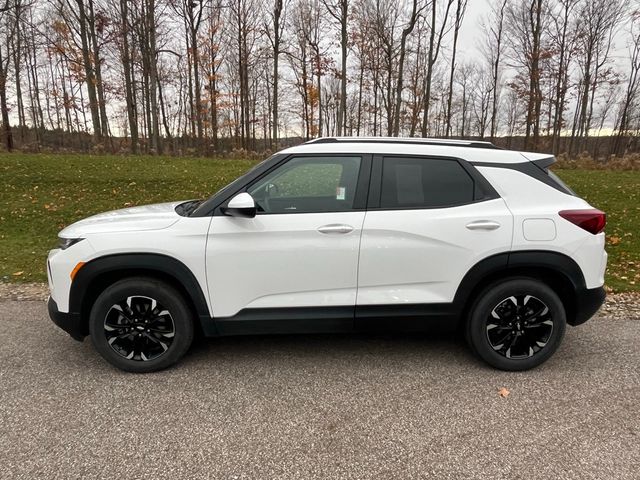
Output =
[
  {"x1": 466, "y1": 278, "x2": 566, "y2": 371},
  {"x1": 89, "y1": 277, "x2": 194, "y2": 373}
]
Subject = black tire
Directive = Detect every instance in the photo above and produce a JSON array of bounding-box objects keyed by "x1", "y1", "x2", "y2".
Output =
[
  {"x1": 89, "y1": 277, "x2": 194, "y2": 373},
  {"x1": 465, "y1": 277, "x2": 566, "y2": 371}
]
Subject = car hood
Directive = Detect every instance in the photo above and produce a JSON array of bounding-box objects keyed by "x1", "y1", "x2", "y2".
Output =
[{"x1": 59, "y1": 201, "x2": 184, "y2": 237}]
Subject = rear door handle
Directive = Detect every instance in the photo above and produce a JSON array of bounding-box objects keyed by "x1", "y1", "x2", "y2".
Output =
[
  {"x1": 466, "y1": 220, "x2": 501, "y2": 231},
  {"x1": 317, "y1": 224, "x2": 354, "y2": 234}
]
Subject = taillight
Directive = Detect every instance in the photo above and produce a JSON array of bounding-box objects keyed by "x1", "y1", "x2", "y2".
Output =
[{"x1": 559, "y1": 209, "x2": 606, "y2": 234}]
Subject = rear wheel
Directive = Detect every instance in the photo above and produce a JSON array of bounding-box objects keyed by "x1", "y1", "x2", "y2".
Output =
[
  {"x1": 89, "y1": 277, "x2": 194, "y2": 373},
  {"x1": 466, "y1": 278, "x2": 566, "y2": 371}
]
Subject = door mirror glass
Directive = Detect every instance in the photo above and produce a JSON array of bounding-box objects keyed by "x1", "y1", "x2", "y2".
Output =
[{"x1": 222, "y1": 192, "x2": 257, "y2": 218}]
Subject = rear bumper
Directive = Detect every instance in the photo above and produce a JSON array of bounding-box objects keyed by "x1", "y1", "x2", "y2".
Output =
[
  {"x1": 569, "y1": 286, "x2": 606, "y2": 326},
  {"x1": 48, "y1": 297, "x2": 86, "y2": 341}
]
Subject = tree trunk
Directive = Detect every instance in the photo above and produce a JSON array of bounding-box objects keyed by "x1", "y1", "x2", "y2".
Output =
[
  {"x1": 421, "y1": 0, "x2": 453, "y2": 137},
  {"x1": 338, "y1": 0, "x2": 347, "y2": 135},
  {"x1": 147, "y1": 0, "x2": 161, "y2": 153},
  {"x1": 188, "y1": 3, "x2": 204, "y2": 144},
  {"x1": 272, "y1": 0, "x2": 282, "y2": 148},
  {"x1": 120, "y1": 0, "x2": 138, "y2": 153},
  {"x1": 76, "y1": 0, "x2": 101, "y2": 139},
  {"x1": 0, "y1": 46, "x2": 13, "y2": 151},
  {"x1": 87, "y1": 0, "x2": 109, "y2": 140},
  {"x1": 445, "y1": 0, "x2": 466, "y2": 138},
  {"x1": 489, "y1": 1, "x2": 506, "y2": 141},
  {"x1": 392, "y1": 0, "x2": 419, "y2": 137},
  {"x1": 524, "y1": 0, "x2": 543, "y2": 150}
]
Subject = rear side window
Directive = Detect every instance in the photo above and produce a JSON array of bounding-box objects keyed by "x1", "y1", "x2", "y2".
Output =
[
  {"x1": 380, "y1": 157, "x2": 475, "y2": 208},
  {"x1": 547, "y1": 169, "x2": 576, "y2": 196}
]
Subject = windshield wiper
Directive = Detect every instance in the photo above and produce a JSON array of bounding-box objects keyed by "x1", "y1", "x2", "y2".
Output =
[{"x1": 175, "y1": 200, "x2": 203, "y2": 217}]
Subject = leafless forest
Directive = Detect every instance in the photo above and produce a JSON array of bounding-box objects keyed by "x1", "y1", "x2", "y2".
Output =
[{"x1": 0, "y1": 0, "x2": 639, "y2": 156}]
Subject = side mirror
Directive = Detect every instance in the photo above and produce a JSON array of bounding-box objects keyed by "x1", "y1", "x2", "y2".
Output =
[{"x1": 222, "y1": 192, "x2": 257, "y2": 218}]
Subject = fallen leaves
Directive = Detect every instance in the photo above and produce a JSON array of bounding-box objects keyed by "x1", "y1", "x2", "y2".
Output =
[
  {"x1": 608, "y1": 235, "x2": 622, "y2": 246},
  {"x1": 12, "y1": 271, "x2": 23, "y2": 276},
  {"x1": 498, "y1": 387, "x2": 510, "y2": 398}
]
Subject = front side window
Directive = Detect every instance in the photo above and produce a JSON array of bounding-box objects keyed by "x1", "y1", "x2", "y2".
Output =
[
  {"x1": 380, "y1": 157, "x2": 475, "y2": 209},
  {"x1": 248, "y1": 156, "x2": 362, "y2": 214}
]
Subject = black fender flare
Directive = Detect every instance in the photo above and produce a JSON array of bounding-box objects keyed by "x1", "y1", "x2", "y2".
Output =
[
  {"x1": 453, "y1": 250, "x2": 586, "y2": 315},
  {"x1": 69, "y1": 253, "x2": 214, "y2": 335}
]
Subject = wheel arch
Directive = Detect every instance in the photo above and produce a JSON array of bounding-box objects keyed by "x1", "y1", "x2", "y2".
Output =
[
  {"x1": 454, "y1": 251, "x2": 586, "y2": 324},
  {"x1": 69, "y1": 253, "x2": 213, "y2": 337}
]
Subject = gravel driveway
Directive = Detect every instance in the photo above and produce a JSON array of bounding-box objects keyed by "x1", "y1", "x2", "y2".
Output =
[{"x1": 1, "y1": 300, "x2": 638, "y2": 479}]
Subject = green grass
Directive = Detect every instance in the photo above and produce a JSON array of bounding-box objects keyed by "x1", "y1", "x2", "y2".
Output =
[
  {"x1": 0, "y1": 154, "x2": 256, "y2": 283},
  {"x1": 555, "y1": 169, "x2": 640, "y2": 292},
  {"x1": 0, "y1": 154, "x2": 638, "y2": 292}
]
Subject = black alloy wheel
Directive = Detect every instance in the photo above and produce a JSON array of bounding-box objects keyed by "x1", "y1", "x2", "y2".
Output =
[
  {"x1": 486, "y1": 294, "x2": 554, "y2": 360},
  {"x1": 90, "y1": 277, "x2": 194, "y2": 372},
  {"x1": 466, "y1": 278, "x2": 566, "y2": 371},
  {"x1": 104, "y1": 295, "x2": 176, "y2": 362}
]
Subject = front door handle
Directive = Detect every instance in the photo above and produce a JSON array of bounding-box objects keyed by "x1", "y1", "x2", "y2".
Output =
[
  {"x1": 317, "y1": 224, "x2": 354, "y2": 234},
  {"x1": 466, "y1": 220, "x2": 501, "y2": 231}
]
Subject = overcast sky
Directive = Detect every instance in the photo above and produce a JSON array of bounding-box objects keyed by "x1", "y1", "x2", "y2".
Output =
[
  {"x1": 455, "y1": 0, "x2": 633, "y2": 65},
  {"x1": 458, "y1": 0, "x2": 488, "y2": 59}
]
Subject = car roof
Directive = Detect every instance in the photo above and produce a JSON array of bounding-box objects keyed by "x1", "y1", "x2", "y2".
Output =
[{"x1": 278, "y1": 137, "x2": 550, "y2": 164}]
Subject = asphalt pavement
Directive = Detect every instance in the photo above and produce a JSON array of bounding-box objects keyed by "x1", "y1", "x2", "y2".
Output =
[{"x1": 0, "y1": 300, "x2": 638, "y2": 479}]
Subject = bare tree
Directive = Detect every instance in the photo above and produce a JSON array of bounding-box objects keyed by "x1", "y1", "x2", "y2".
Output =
[
  {"x1": 322, "y1": 0, "x2": 347, "y2": 135},
  {"x1": 613, "y1": 10, "x2": 640, "y2": 156},
  {"x1": 444, "y1": 0, "x2": 467, "y2": 137},
  {"x1": 266, "y1": 0, "x2": 286, "y2": 148},
  {"x1": 420, "y1": 0, "x2": 454, "y2": 137},
  {"x1": 480, "y1": 0, "x2": 506, "y2": 141},
  {"x1": 1, "y1": 0, "x2": 639, "y2": 156},
  {"x1": 0, "y1": 1, "x2": 16, "y2": 150},
  {"x1": 229, "y1": 0, "x2": 260, "y2": 148},
  {"x1": 548, "y1": 0, "x2": 579, "y2": 153},
  {"x1": 71, "y1": 0, "x2": 103, "y2": 138},
  {"x1": 570, "y1": 0, "x2": 627, "y2": 155},
  {"x1": 115, "y1": 0, "x2": 138, "y2": 152},
  {"x1": 171, "y1": 0, "x2": 206, "y2": 144},
  {"x1": 204, "y1": 0, "x2": 224, "y2": 150},
  {"x1": 504, "y1": 0, "x2": 548, "y2": 150},
  {"x1": 391, "y1": 0, "x2": 421, "y2": 136}
]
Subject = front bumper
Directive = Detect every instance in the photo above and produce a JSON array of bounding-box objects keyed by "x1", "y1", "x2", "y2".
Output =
[
  {"x1": 569, "y1": 286, "x2": 606, "y2": 326},
  {"x1": 48, "y1": 297, "x2": 86, "y2": 341}
]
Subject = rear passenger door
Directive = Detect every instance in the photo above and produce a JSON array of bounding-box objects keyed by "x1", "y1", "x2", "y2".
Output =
[{"x1": 356, "y1": 155, "x2": 513, "y2": 307}]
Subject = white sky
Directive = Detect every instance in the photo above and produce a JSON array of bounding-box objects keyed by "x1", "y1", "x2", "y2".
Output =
[
  {"x1": 457, "y1": 0, "x2": 633, "y2": 64},
  {"x1": 458, "y1": 0, "x2": 488, "y2": 59}
]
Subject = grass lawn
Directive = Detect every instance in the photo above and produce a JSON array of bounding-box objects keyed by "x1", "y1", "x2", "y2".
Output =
[
  {"x1": 1, "y1": 153, "x2": 638, "y2": 292},
  {"x1": 1, "y1": 154, "x2": 256, "y2": 284},
  {"x1": 555, "y1": 169, "x2": 640, "y2": 292}
]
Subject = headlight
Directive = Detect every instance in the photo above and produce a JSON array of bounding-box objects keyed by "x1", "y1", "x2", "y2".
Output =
[{"x1": 59, "y1": 237, "x2": 85, "y2": 250}]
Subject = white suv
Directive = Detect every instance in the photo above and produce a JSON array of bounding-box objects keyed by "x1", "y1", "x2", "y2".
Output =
[{"x1": 47, "y1": 138, "x2": 607, "y2": 372}]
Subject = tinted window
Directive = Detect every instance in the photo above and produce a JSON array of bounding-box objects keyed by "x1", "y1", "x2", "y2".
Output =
[
  {"x1": 380, "y1": 157, "x2": 474, "y2": 208},
  {"x1": 248, "y1": 156, "x2": 361, "y2": 213},
  {"x1": 548, "y1": 169, "x2": 576, "y2": 196}
]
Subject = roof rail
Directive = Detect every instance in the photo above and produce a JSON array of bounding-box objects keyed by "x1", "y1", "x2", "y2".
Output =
[{"x1": 305, "y1": 136, "x2": 502, "y2": 150}]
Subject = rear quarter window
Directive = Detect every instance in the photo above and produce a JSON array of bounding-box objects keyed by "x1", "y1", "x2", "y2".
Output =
[{"x1": 548, "y1": 169, "x2": 576, "y2": 196}]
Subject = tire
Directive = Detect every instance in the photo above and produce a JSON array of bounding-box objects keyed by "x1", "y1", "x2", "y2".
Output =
[
  {"x1": 465, "y1": 277, "x2": 566, "y2": 371},
  {"x1": 89, "y1": 277, "x2": 194, "y2": 373}
]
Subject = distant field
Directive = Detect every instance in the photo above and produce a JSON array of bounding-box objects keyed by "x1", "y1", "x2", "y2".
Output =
[{"x1": 0, "y1": 153, "x2": 638, "y2": 292}]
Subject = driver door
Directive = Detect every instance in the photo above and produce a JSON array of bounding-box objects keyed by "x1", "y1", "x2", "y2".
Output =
[{"x1": 205, "y1": 154, "x2": 371, "y2": 331}]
